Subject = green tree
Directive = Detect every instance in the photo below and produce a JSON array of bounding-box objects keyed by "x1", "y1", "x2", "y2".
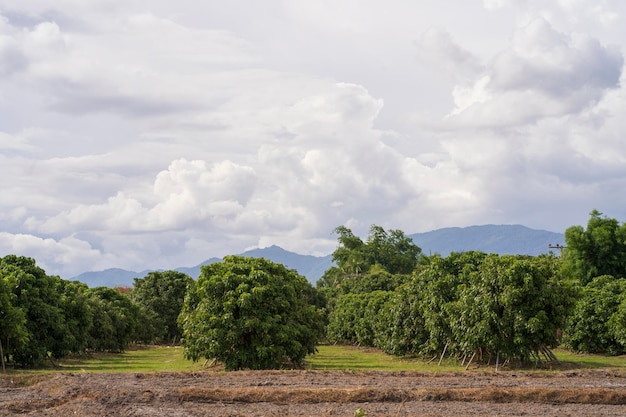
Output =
[
  {"x1": 179, "y1": 256, "x2": 324, "y2": 370},
  {"x1": 86, "y1": 287, "x2": 139, "y2": 352},
  {"x1": 131, "y1": 270, "x2": 193, "y2": 343},
  {"x1": 331, "y1": 225, "x2": 421, "y2": 276},
  {"x1": 562, "y1": 210, "x2": 626, "y2": 285},
  {"x1": 375, "y1": 285, "x2": 428, "y2": 356},
  {"x1": 327, "y1": 290, "x2": 392, "y2": 347},
  {"x1": 365, "y1": 225, "x2": 422, "y2": 274},
  {"x1": 0, "y1": 255, "x2": 69, "y2": 367},
  {"x1": 416, "y1": 252, "x2": 486, "y2": 356},
  {"x1": 0, "y1": 271, "x2": 28, "y2": 370},
  {"x1": 565, "y1": 276, "x2": 626, "y2": 355},
  {"x1": 57, "y1": 280, "x2": 94, "y2": 355},
  {"x1": 451, "y1": 254, "x2": 574, "y2": 363}
]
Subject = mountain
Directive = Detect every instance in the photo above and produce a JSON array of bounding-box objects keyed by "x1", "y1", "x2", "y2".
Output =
[
  {"x1": 71, "y1": 268, "x2": 153, "y2": 288},
  {"x1": 72, "y1": 250, "x2": 332, "y2": 288},
  {"x1": 409, "y1": 224, "x2": 565, "y2": 257},
  {"x1": 239, "y1": 245, "x2": 333, "y2": 281},
  {"x1": 71, "y1": 224, "x2": 564, "y2": 288}
]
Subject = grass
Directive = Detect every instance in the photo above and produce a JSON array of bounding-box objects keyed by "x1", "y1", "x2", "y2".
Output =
[
  {"x1": 14, "y1": 345, "x2": 204, "y2": 374},
  {"x1": 4, "y1": 345, "x2": 626, "y2": 374},
  {"x1": 306, "y1": 345, "x2": 461, "y2": 372},
  {"x1": 552, "y1": 348, "x2": 626, "y2": 369}
]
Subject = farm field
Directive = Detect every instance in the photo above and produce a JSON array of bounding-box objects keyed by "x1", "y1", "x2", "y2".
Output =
[{"x1": 1, "y1": 346, "x2": 626, "y2": 416}]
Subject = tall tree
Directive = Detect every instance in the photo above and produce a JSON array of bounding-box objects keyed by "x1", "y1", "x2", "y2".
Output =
[
  {"x1": 330, "y1": 225, "x2": 421, "y2": 276},
  {"x1": 131, "y1": 270, "x2": 193, "y2": 343},
  {"x1": 86, "y1": 287, "x2": 139, "y2": 352},
  {"x1": 0, "y1": 271, "x2": 28, "y2": 371},
  {"x1": 563, "y1": 210, "x2": 626, "y2": 285},
  {"x1": 0, "y1": 255, "x2": 68, "y2": 367},
  {"x1": 179, "y1": 256, "x2": 324, "y2": 370},
  {"x1": 565, "y1": 275, "x2": 626, "y2": 355}
]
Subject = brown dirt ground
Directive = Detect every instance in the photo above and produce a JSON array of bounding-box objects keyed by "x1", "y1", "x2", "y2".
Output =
[{"x1": 1, "y1": 369, "x2": 626, "y2": 416}]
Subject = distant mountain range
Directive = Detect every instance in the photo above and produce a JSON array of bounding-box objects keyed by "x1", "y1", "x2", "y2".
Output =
[{"x1": 71, "y1": 224, "x2": 565, "y2": 287}]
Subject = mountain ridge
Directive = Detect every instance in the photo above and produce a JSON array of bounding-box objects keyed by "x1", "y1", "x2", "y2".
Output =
[{"x1": 71, "y1": 224, "x2": 565, "y2": 287}]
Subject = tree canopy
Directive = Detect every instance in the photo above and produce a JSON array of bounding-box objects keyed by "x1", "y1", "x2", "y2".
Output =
[
  {"x1": 331, "y1": 225, "x2": 421, "y2": 275},
  {"x1": 179, "y1": 256, "x2": 324, "y2": 370},
  {"x1": 131, "y1": 270, "x2": 193, "y2": 343},
  {"x1": 562, "y1": 210, "x2": 626, "y2": 285}
]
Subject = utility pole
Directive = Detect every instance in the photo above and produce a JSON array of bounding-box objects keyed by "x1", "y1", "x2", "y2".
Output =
[{"x1": 548, "y1": 243, "x2": 566, "y2": 257}]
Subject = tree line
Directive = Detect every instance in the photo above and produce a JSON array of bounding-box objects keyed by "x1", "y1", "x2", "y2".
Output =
[
  {"x1": 0, "y1": 258, "x2": 191, "y2": 369},
  {"x1": 2, "y1": 210, "x2": 626, "y2": 370}
]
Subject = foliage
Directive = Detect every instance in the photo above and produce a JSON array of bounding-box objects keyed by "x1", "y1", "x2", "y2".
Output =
[
  {"x1": 131, "y1": 270, "x2": 193, "y2": 343},
  {"x1": 323, "y1": 250, "x2": 575, "y2": 365},
  {"x1": 331, "y1": 225, "x2": 422, "y2": 276},
  {"x1": 450, "y1": 254, "x2": 575, "y2": 363},
  {"x1": 86, "y1": 287, "x2": 140, "y2": 352},
  {"x1": 565, "y1": 276, "x2": 626, "y2": 355},
  {"x1": 179, "y1": 256, "x2": 325, "y2": 370},
  {"x1": 417, "y1": 252, "x2": 486, "y2": 356},
  {"x1": 318, "y1": 225, "x2": 419, "y2": 324},
  {"x1": 57, "y1": 280, "x2": 94, "y2": 355},
  {"x1": 0, "y1": 270, "x2": 28, "y2": 368},
  {"x1": 326, "y1": 290, "x2": 392, "y2": 347},
  {"x1": 1, "y1": 256, "x2": 70, "y2": 366},
  {"x1": 562, "y1": 210, "x2": 626, "y2": 285},
  {"x1": 375, "y1": 285, "x2": 428, "y2": 356}
]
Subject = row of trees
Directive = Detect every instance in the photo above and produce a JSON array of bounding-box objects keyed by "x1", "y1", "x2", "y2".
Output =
[
  {"x1": 324, "y1": 251, "x2": 575, "y2": 364},
  {"x1": 3, "y1": 210, "x2": 626, "y2": 370},
  {"x1": 322, "y1": 211, "x2": 626, "y2": 362},
  {"x1": 0, "y1": 255, "x2": 191, "y2": 368}
]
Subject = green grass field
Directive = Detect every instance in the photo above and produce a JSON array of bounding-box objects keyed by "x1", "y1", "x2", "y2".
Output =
[{"x1": 6, "y1": 345, "x2": 626, "y2": 374}]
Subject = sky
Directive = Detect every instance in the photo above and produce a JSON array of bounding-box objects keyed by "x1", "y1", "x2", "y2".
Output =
[{"x1": 1, "y1": 0, "x2": 625, "y2": 278}]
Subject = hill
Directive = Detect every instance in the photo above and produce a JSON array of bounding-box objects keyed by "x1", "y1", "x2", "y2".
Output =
[
  {"x1": 71, "y1": 224, "x2": 564, "y2": 287},
  {"x1": 409, "y1": 224, "x2": 565, "y2": 257}
]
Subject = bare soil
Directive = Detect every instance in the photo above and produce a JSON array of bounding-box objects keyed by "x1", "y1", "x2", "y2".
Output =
[{"x1": 1, "y1": 369, "x2": 626, "y2": 416}]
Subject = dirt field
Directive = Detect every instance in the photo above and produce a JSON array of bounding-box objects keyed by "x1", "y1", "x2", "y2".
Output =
[{"x1": 1, "y1": 369, "x2": 626, "y2": 416}]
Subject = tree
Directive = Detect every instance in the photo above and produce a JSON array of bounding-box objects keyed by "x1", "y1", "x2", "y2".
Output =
[
  {"x1": 565, "y1": 276, "x2": 626, "y2": 355},
  {"x1": 57, "y1": 280, "x2": 94, "y2": 355},
  {"x1": 450, "y1": 254, "x2": 574, "y2": 363},
  {"x1": 179, "y1": 256, "x2": 325, "y2": 370},
  {"x1": 0, "y1": 255, "x2": 69, "y2": 367},
  {"x1": 415, "y1": 252, "x2": 487, "y2": 356},
  {"x1": 86, "y1": 287, "x2": 139, "y2": 352},
  {"x1": 326, "y1": 290, "x2": 392, "y2": 347},
  {"x1": 0, "y1": 272, "x2": 28, "y2": 371},
  {"x1": 331, "y1": 225, "x2": 421, "y2": 276},
  {"x1": 365, "y1": 225, "x2": 422, "y2": 274},
  {"x1": 131, "y1": 270, "x2": 193, "y2": 343},
  {"x1": 562, "y1": 210, "x2": 626, "y2": 285}
]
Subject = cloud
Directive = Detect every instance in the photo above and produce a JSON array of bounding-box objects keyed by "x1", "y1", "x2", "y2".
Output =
[
  {"x1": 0, "y1": 232, "x2": 110, "y2": 277},
  {"x1": 2, "y1": 1, "x2": 626, "y2": 278},
  {"x1": 415, "y1": 27, "x2": 484, "y2": 81},
  {"x1": 447, "y1": 17, "x2": 623, "y2": 127},
  {"x1": 0, "y1": 10, "x2": 257, "y2": 120},
  {"x1": 35, "y1": 158, "x2": 258, "y2": 234}
]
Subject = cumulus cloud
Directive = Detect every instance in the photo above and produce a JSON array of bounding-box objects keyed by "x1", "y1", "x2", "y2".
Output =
[
  {"x1": 35, "y1": 158, "x2": 258, "y2": 234},
  {"x1": 0, "y1": 232, "x2": 111, "y2": 277},
  {"x1": 2, "y1": 1, "x2": 626, "y2": 277},
  {"x1": 415, "y1": 27, "x2": 484, "y2": 81},
  {"x1": 447, "y1": 17, "x2": 623, "y2": 127}
]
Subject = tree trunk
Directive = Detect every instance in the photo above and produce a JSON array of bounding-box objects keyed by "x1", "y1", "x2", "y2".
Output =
[{"x1": 0, "y1": 338, "x2": 5, "y2": 372}]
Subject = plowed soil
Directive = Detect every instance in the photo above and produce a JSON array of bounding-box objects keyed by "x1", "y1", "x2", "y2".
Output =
[{"x1": 1, "y1": 369, "x2": 626, "y2": 416}]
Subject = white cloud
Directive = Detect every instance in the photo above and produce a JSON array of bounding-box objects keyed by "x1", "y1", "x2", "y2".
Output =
[
  {"x1": 415, "y1": 27, "x2": 484, "y2": 81},
  {"x1": 1, "y1": 1, "x2": 626, "y2": 277},
  {"x1": 447, "y1": 17, "x2": 623, "y2": 127},
  {"x1": 0, "y1": 232, "x2": 111, "y2": 277},
  {"x1": 35, "y1": 158, "x2": 258, "y2": 234}
]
